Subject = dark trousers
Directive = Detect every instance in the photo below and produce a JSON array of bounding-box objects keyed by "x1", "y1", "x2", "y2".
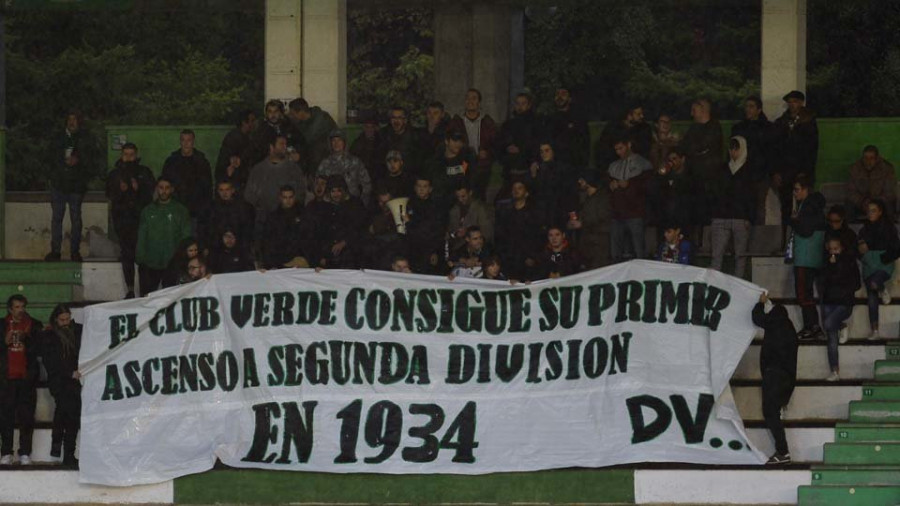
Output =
[
  {"x1": 0, "y1": 379, "x2": 36, "y2": 456},
  {"x1": 51, "y1": 383, "x2": 81, "y2": 458},
  {"x1": 139, "y1": 265, "x2": 167, "y2": 297},
  {"x1": 762, "y1": 368, "x2": 794, "y2": 455},
  {"x1": 793, "y1": 266, "x2": 820, "y2": 330},
  {"x1": 50, "y1": 190, "x2": 84, "y2": 254},
  {"x1": 114, "y1": 218, "x2": 138, "y2": 291}
]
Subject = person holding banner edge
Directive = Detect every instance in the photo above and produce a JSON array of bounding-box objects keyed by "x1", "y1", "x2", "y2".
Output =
[{"x1": 752, "y1": 292, "x2": 799, "y2": 465}]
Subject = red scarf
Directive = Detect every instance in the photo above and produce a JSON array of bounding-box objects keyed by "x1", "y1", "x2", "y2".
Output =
[{"x1": 5, "y1": 314, "x2": 32, "y2": 380}]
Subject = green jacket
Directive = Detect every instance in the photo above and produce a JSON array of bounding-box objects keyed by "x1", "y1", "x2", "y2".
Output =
[
  {"x1": 793, "y1": 230, "x2": 825, "y2": 269},
  {"x1": 136, "y1": 200, "x2": 192, "y2": 269}
]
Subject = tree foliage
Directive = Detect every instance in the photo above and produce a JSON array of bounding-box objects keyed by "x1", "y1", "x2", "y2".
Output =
[
  {"x1": 347, "y1": 7, "x2": 434, "y2": 125},
  {"x1": 808, "y1": 0, "x2": 900, "y2": 117},
  {"x1": 524, "y1": 0, "x2": 761, "y2": 120},
  {"x1": 3, "y1": 4, "x2": 263, "y2": 190}
]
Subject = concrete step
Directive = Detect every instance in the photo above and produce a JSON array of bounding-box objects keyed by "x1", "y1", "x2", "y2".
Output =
[
  {"x1": 798, "y1": 484, "x2": 900, "y2": 505},
  {"x1": 0, "y1": 468, "x2": 172, "y2": 503},
  {"x1": 861, "y1": 383, "x2": 900, "y2": 400},
  {"x1": 875, "y1": 360, "x2": 900, "y2": 381},
  {"x1": 811, "y1": 465, "x2": 900, "y2": 486},
  {"x1": 834, "y1": 423, "x2": 900, "y2": 442},
  {"x1": 745, "y1": 426, "x2": 831, "y2": 463},
  {"x1": 635, "y1": 469, "x2": 810, "y2": 505},
  {"x1": 887, "y1": 341, "x2": 900, "y2": 360},
  {"x1": 823, "y1": 442, "x2": 900, "y2": 465},
  {"x1": 849, "y1": 400, "x2": 900, "y2": 423},
  {"x1": 734, "y1": 343, "x2": 883, "y2": 381},
  {"x1": 735, "y1": 385, "x2": 859, "y2": 422}
]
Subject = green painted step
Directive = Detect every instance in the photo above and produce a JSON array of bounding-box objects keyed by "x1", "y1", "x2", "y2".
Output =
[
  {"x1": 824, "y1": 442, "x2": 900, "y2": 465},
  {"x1": 0, "y1": 262, "x2": 81, "y2": 284},
  {"x1": 173, "y1": 469, "x2": 635, "y2": 505},
  {"x1": 27, "y1": 304, "x2": 56, "y2": 323},
  {"x1": 886, "y1": 341, "x2": 900, "y2": 360},
  {"x1": 0, "y1": 283, "x2": 74, "y2": 304},
  {"x1": 861, "y1": 384, "x2": 900, "y2": 401},
  {"x1": 835, "y1": 422, "x2": 900, "y2": 442},
  {"x1": 811, "y1": 465, "x2": 900, "y2": 485},
  {"x1": 849, "y1": 400, "x2": 900, "y2": 423},
  {"x1": 875, "y1": 360, "x2": 900, "y2": 381},
  {"x1": 799, "y1": 484, "x2": 900, "y2": 505}
]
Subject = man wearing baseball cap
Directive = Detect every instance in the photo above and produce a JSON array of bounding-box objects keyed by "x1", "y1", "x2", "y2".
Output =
[{"x1": 773, "y1": 90, "x2": 819, "y2": 227}]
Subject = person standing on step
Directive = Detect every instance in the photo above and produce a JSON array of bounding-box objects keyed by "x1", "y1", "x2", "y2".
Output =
[
  {"x1": 46, "y1": 112, "x2": 95, "y2": 263},
  {"x1": 40, "y1": 304, "x2": 82, "y2": 466},
  {"x1": 790, "y1": 174, "x2": 826, "y2": 340},
  {"x1": 0, "y1": 295, "x2": 43, "y2": 466},
  {"x1": 857, "y1": 198, "x2": 900, "y2": 340},
  {"x1": 106, "y1": 142, "x2": 156, "y2": 299},
  {"x1": 820, "y1": 238, "x2": 861, "y2": 382},
  {"x1": 752, "y1": 292, "x2": 798, "y2": 465}
]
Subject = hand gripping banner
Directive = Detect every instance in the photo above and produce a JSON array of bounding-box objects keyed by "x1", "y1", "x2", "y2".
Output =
[{"x1": 78, "y1": 260, "x2": 766, "y2": 486}]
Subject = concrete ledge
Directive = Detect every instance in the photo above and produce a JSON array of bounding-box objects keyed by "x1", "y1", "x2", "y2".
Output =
[
  {"x1": 634, "y1": 469, "x2": 809, "y2": 504},
  {"x1": 0, "y1": 470, "x2": 173, "y2": 503}
]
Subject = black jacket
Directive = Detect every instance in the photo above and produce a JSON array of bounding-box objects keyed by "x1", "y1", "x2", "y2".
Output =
[
  {"x1": 498, "y1": 110, "x2": 542, "y2": 178},
  {"x1": 821, "y1": 254, "x2": 862, "y2": 306},
  {"x1": 774, "y1": 108, "x2": 818, "y2": 178},
  {"x1": 199, "y1": 197, "x2": 256, "y2": 251},
  {"x1": 792, "y1": 192, "x2": 827, "y2": 238},
  {"x1": 39, "y1": 323, "x2": 82, "y2": 396},
  {"x1": 731, "y1": 115, "x2": 775, "y2": 182},
  {"x1": 752, "y1": 302, "x2": 798, "y2": 381},
  {"x1": 106, "y1": 159, "x2": 156, "y2": 225},
  {"x1": 215, "y1": 127, "x2": 253, "y2": 189},
  {"x1": 210, "y1": 244, "x2": 255, "y2": 274},
  {"x1": 546, "y1": 108, "x2": 590, "y2": 168},
  {"x1": 858, "y1": 217, "x2": 900, "y2": 264},
  {"x1": 263, "y1": 203, "x2": 312, "y2": 269},
  {"x1": 710, "y1": 162, "x2": 756, "y2": 221},
  {"x1": 161, "y1": 149, "x2": 213, "y2": 218}
]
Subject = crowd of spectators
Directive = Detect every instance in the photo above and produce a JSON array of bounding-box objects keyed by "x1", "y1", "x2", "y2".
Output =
[{"x1": 10, "y1": 85, "x2": 900, "y2": 469}]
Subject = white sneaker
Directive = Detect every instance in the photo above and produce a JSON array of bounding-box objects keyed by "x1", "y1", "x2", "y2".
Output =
[
  {"x1": 881, "y1": 288, "x2": 892, "y2": 305},
  {"x1": 869, "y1": 328, "x2": 882, "y2": 341},
  {"x1": 826, "y1": 371, "x2": 840, "y2": 382},
  {"x1": 18, "y1": 455, "x2": 31, "y2": 466},
  {"x1": 839, "y1": 325, "x2": 849, "y2": 344},
  {"x1": 0, "y1": 454, "x2": 12, "y2": 465}
]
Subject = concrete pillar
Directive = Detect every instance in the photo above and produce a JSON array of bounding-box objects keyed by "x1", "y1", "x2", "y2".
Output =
[
  {"x1": 265, "y1": 0, "x2": 303, "y2": 103},
  {"x1": 434, "y1": 2, "x2": 521, "y2": 122},
  {"x1": 265, "y1": 0, "x2": 347, "y2": 124},
  {"x1": 302, "y1": 0, "x2": 347, "y2": 124},
  {"x1": 761, "y1": 0, "x2": 807, "y2": 119}
]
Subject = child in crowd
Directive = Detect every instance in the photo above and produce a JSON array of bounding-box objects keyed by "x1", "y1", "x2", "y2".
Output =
[
  {"x1": 481, "y1": 255, "x2": 508, "y2": 281},
  {"x1": 656, "y1": 223, "x2": 692, "y2": 265},
  {"x1": 820, "y1": 238, "x2": 861, "y2": 381},
  {"x1": 857, "y1": 199, "x2": 900, "y2": 339}
]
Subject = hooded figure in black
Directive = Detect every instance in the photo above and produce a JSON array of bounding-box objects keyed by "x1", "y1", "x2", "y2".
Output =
[
  {"x1": 751, "y1": 293, "x2": 798, "y2": 464},
  {"x1": 40, "y1": 304, "x2": 82, "y2": 466}
]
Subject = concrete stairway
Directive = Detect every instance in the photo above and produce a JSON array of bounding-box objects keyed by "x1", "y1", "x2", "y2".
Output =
[{"x1": 798, "y1": 340, "x2": 900, "y2": 505}]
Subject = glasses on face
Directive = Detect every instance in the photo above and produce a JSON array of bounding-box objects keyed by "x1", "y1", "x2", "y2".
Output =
[{"x1": 792, "y1": 186, "x2": 803, "y2": 193}]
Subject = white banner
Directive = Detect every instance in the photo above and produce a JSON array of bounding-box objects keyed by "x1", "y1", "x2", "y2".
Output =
[{"x1": 78, "y1": 260, "x2": 766, "y2": 486}]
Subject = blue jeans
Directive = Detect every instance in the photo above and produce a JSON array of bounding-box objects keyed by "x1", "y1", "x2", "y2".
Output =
[
  {"x1": 50, "y1": 190, "x2": 83, "y2": 255},
  {"x1": 821, "y1": 304, "x2": 852, "y2": 371},
  {"x1": 865, "y1": 270, "x2": 891, "y2": 326},
  {"x1": 611, "y1": 218, "x2": 645, "y2": 262}
]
